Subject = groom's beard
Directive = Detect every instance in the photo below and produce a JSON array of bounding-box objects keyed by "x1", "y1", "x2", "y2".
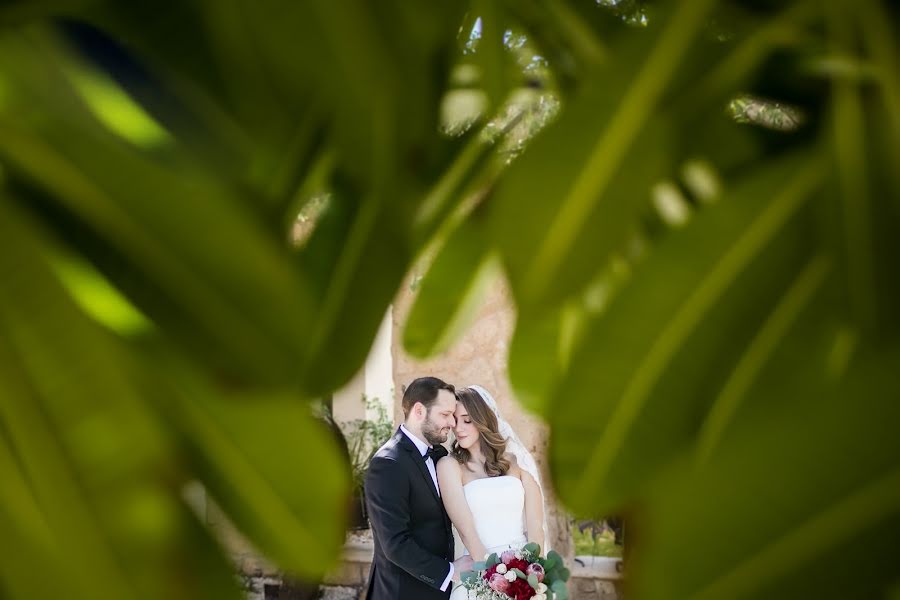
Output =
[{"x1": 421, "y1": 414, "x2": 450, "y2": 445}]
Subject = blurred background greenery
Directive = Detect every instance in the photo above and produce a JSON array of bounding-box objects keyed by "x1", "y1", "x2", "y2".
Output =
[{"x1": 0, "y1": 0, "x2": 897, "y2": 599}]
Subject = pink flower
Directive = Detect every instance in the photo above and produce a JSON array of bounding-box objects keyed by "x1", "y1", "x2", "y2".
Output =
[
  {"x1": 501, "y1": 550, "x2": 517, "y2": 564},
  {"x1": 489, "y1": 573, "x2": 510, "y2": 593},
  {"x1": 526, "y1": 562, "x2": 545, "y2": 582}
]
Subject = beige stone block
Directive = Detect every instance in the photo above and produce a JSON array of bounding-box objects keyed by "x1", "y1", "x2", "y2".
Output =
[
  {"x1": 238, "y1": 553, "x2": 279, "y2": 578},
  {"x1": 322, "y1": 561, "x2": 369, "y2": 586},
  {"x1": 320, "y1": 586, "x2": 360, "y2": 600},
  {"x1": 596, "y1": 580, "x2": 621, "y2": 598},
  {"x1": 570, "y1": 575, "x2": 623, "y2": 600}
]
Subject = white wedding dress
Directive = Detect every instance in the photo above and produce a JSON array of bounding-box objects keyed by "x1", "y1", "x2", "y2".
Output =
[{"x1": 449, "y1": 475, "x2": 527, "y2": 600}]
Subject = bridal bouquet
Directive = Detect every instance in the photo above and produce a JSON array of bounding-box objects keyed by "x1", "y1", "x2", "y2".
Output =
[{"x1": 461, "y1": 543, "x2": 570, "y2": 600}]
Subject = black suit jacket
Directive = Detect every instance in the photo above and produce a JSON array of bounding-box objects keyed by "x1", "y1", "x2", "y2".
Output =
[{"x1": 364, "y1": 428, "x2": 454, "y2": 600}]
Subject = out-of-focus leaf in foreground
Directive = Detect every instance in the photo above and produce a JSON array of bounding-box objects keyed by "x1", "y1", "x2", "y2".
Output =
[
  {"x1": 550, "y1": 154, "x2": 827, "y2": 513},
  {"x1": 154, "y1": 362, "x2": 352, "y2": 579},
  {"x1": 0, "y1": 201, "x2": 241, "y2": 600},
  {"x1": 0, "y1": 31, "x2": 319, "y2": 388},
  {"x1": 490, "y1": 0, "x2": 714, "y2": 309},
  {"x1": 635, "y1": 346, "x2": 900, "y2": 600},
  {"x1": 404, "y1": 214, "x2": 500, "y2": 358}
]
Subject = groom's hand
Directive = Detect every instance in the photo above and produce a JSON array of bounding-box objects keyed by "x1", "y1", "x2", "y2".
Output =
[{"x1": 451, "y1": 556, "x2": 474, "y2": 582}]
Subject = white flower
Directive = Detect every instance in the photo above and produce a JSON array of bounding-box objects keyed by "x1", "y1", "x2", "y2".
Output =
[
  {"x1": 504, "y1": 571, "x2": 517, "y2": 582},
  {"x1": 514, "y1": 550, "x2": 523, "y2": 560},
  {"x1": 538, "y1": 582, "x2": 548, "y2": 593},
  {"x1": 534, "y1": 594, "x2": 547, "y2": 600},
  {"x1": 495, "y1": 564, "x2": 507, "y2": 574}
]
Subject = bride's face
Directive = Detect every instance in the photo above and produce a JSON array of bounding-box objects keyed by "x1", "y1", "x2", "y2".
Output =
[{"x1": 453, "y1": 402, "x2": 479, "y2": 449}]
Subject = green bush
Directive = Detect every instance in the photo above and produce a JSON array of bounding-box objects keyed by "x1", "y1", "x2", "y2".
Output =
[{"x1": 572, "y1": 524, "x2": 624, "y2": 559}]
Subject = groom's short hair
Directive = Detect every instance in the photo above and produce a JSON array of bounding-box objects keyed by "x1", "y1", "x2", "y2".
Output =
[{"x1": 402, "y1": 377, "x2": 455, "y2": 418}]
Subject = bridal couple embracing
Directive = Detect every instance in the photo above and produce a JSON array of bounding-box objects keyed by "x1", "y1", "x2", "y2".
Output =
[{"x1": 365, "y1": 376, "x2": 547, "y2": 600}]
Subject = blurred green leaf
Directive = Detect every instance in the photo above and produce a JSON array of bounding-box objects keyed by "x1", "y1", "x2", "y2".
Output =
[
  {"x1": 156, "y1": 361, "x2": 352, "y2": 579},
  {"x1": 62, "y1": 60, "x2": 171, "y2": 148},
  {"x1": 826, "y1": 2, "x2": 878, "y2": 335},
  {"x1": 0, "y1": 200, "x2": 240, "y2": 600},
  {"x1": 491, "y1": 0, "x2": 717, "y2": 308},
  {"x1": 549, "y1": 154, "x2": 826, "y2": 513},
  {"x1": 0, "y1": 0, "x2": 96, "y2": 26},
  {"x1": 830, "y1": 0, "x2": 900, "y2": 340},
  {"x1": 471, "y1": 0, "x2": 511, "y2": 112},
  {"x1": 0, "y1": 431, "x2": 75, "y2": 599},
  {"x1": 691, "y1": 256, "x2": 832, "y2": 466},
  {"x1": 0, "y1": 35, "x2": 319, "y2": 387},
  {"x1": 509, "y1": 258, "x2": 630, "y2": 415},
  {"x1": 498, "y1": 0, "x2": 606, "y2": 87},
  {"x1": 49, "y1": 252, "x2": 152, "y2": 335},
  {"x1": 635, "y1": 346, "x2": 900, "y2": 600},
  {"x1": 507, "y1": 305, "x2": 568, "y2": 414},
  {"x1": 491, "y1": 93, "x2": 672, "y2": 308},
  {"x1": 295, "y1": 194, "x2": 417, "y2": 394},
  {"x1": 404, "y1": 217, "x2": 499, "y2": 358}
]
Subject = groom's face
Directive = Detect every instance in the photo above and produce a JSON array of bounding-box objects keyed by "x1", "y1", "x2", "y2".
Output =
[{"x1": 421, "y1": 389, "x2": 457, "y2": 445}]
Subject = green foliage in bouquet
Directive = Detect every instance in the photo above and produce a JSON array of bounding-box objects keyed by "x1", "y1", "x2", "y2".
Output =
[
  {"x1": 463, "y1": 544, "x2": 571, "y2": 599},
  {"x1": 526, "y1": 544, "x2": 571, "y2": 600}
]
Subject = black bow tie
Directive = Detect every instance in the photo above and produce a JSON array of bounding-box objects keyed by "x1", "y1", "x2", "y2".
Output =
[{"x1": 424, "y1": 445, "x2": 447, "y2": 462}]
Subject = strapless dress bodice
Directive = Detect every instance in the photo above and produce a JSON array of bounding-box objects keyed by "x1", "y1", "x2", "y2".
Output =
[{"x1": 462, "y1": 475, "x2": 527, "y2": 554}]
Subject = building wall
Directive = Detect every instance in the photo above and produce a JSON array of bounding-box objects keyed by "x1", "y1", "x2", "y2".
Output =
[{"x1": 331, "y1": 310, "x2": 393, "y2": 427}]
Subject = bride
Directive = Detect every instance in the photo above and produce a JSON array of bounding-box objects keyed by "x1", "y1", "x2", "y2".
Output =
[{"x1": 436, "y1": 385, "x2": 548, "y2": 599}]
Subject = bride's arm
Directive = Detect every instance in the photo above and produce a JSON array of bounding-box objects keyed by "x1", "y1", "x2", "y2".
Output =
[
  {"x1": 510, "y1": 456, "x2": 545, "y2": 550},
  {"x1": 436, "y1": 458, "x2": 488, "y2": 561}
]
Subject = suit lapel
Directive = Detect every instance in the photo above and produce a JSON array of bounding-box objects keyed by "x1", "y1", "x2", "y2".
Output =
[{"x1": 397, "y1": 428, "x2": 442, "y2": 506}]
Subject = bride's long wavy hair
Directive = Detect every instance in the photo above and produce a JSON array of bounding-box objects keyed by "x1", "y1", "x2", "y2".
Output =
[{"x1": 452, "y1": 387, "x2": 510, "y2": 477}]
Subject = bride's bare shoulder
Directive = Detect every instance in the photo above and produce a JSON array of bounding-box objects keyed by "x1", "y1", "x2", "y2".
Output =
[{"x1": 436, "y1": 454, "x2": 462, "y2": 477}]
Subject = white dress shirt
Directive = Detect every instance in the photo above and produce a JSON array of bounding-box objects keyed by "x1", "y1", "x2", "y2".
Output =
[{"x1": 399, "y1": 424, "x2": 453, "y2": 591}]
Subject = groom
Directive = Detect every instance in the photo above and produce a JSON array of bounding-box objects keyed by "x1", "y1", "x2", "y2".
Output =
[{"x1": 364, "y1": 377, "x2": 474, "y2": 599}]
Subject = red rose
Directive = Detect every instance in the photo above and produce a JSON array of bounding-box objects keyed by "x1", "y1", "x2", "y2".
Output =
[
  {"x1": 507, "y1": 576, "x2": 536, "y2": 599},
  {"x1": 508, "y1": 558, "x2": 530, "y2": 572}
]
